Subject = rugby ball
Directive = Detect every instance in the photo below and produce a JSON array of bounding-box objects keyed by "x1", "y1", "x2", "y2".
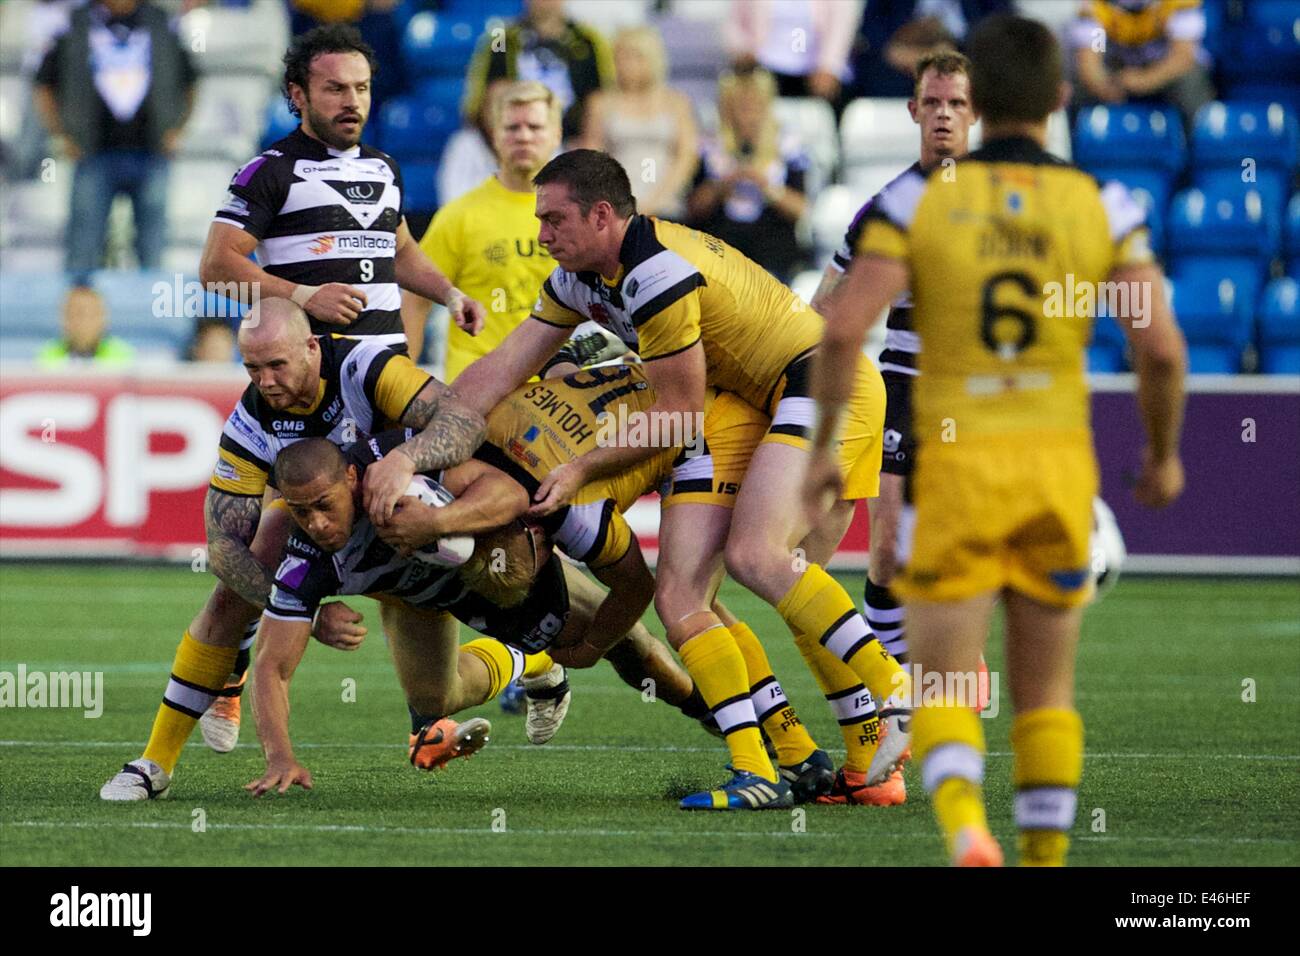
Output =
[
  {"x1": 403, "y1": 476, "x2": 475, "y2": 568},
  {"x1": 1090, "y1": 496, "x2": 1126, "y2": 602}
]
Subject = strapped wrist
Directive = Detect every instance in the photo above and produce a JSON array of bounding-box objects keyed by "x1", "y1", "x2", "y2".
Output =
[{"x1": 290, "y1": 284, "x2": 319, "y2": 308}]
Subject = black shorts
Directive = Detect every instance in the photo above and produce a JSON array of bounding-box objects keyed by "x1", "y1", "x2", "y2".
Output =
[
  {"x1": 880, "y1": 370, "x2": 915, "y2": 478},
  {"x1": 445, "y1": 555, "x2": 570, "y2": 654}
]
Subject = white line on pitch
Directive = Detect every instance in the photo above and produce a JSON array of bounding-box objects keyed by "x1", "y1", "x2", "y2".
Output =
[
  {"x1": 1, "y1": 820, "x2": 1294, "y2": 847},
  {"x1": 1, "y1": 740, "x2": 1298, "y2": 760}
]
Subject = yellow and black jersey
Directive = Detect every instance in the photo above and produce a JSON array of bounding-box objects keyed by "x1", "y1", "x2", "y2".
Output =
[
  {"x1": 532, "y1": 215, "x2": 823, "y2": 415},
  {"x1": 1071, "y1": 1, "x2": 1206, "y2": 67},
  {"x1": 473, "y1": 363, "x2": 678, "y2": 569},
  {"x1": 211, "y1": 335, "x2": 430, "y2": 498},
  {"x1": 854, "y1": 135, "x2": 1153, "y2": 443}
]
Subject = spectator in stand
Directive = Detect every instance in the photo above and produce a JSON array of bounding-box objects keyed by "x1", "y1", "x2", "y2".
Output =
[
  {"x1": 580, "y1": 26, "x2": 697, "y2": 219},
  {"x1": 462, "y1": 0, "x2": 615, "y2": 142},
  {"x1": 848, "y1": 0, "x2": 1009, "y2": 99},
  {"x1": 1070, "y1": 0, "x2": 1213, "y2": 130},
  {"x1": 726, "y1": 0, "x2": 864, "y2": 113},
  {"x1": 37, "y1": 286, "x2": 136, "y2": 367},
  {"x1": 439, "y1": 80, "x2": 507, "y2": 208},
  {"x1": 33, "y1": 0, "x2": 198, "y2": 285},
  {"x1": 685, "y1": 68, "x2": 809, "y2": 283},
  {"x1": 186, "y1": 316, "x2": 237, "y2": 362}
]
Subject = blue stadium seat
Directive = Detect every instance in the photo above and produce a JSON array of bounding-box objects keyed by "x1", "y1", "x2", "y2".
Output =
[
  {"x1": 1190, "y1": 167, "x2": 1291, "y2": 225},
  {"x1": 1171, "y1": 257, "x2": 1267, "y2": 321},
  {"x1": 1086, "y1": 344, "x2": 1125, "y2": 373},
  {"x1": 1170, "y1": 273, "x2": 1253, "y2": 374},
  {"x1": 0, "y1": 273, "x2": 67, "y2": 337},
  {"x1": 402, "y1": 11, "x2": 485, "y2": 81},
  {"x1": 0, "y1": 336, "x2": 54, "y2": 363},
  {"x1": 415, "y1": 76, "x2": 467, "y2": 116},
  {"x1": 1222, "y1": 0, "x2": 1300, "y2": 84},
  {"x1": 377, "y1": 96, "x2": 460, "y2": 161},
  {"x1": 1073, "y1": 105, "x2": 1186, "y2": 173},
  {"x1": 261, "y1": 96, "x2": 298, "y2": 150},
  {"x1": 1191, "y1": 101, "x2": 1298, "y2": 169},
  {"x1": 1097, "y1": 168, "x2": 1173, "y2": 226},
  {"x1": 1168, "y1": 188, "x2": 1279, "y2": 302},
  {"x1": 401, "y1": 160, "x2": 441, "y2": 214},
  {"x1": 1223, "y1": 82, "x2": 1300, "y2": 116},
  {"x1": 1287, "y1": 192, "x2": 1300, "y2": 278},
  {"x1": 1258, "y1": 277, "x2": 1300, "y2": 374}
]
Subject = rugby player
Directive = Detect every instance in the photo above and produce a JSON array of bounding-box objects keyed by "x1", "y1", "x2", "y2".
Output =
[
  {"x1": 806, "y1": 14, "x2": 1186, "y2": 864},
  {"x1": 248, "y1": 432, "x2": 710, "y2": 794},
  {"x1": 415, "y1": 150, "x2": 911, "y2": 810},
  {"x1": 381, "y1": 360, "x2": 835, "y2": 801},
  {"x1": 403, "y1": 81, "x2": 562, "y2": 376},
  {"x1": 200, "y1": 23, "x2": 487, "y2": 351},
  {"x1": 806, "y1": 51, "x2": 980, "y2": 804},
  {"x1": 99, "y1": 299, "x2": 485, "y2": 800}
]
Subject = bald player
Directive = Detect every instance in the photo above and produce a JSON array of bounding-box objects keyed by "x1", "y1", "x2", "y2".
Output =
[{"x1": 100, "y1": 298, "x2": 486, "y2": 801}]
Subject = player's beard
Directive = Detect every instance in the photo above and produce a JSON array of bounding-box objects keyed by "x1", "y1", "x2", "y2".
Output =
[{"x1": 305, "y1": 99, "x2": 365, "y2": 151}]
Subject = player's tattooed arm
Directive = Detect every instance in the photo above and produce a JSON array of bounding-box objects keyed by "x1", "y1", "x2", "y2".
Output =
[
  {"x1": 363, "y1": 379, "x2": 487, "y2": 525},
  {"x1": 204, "y1": 489, "x2": 273, "y2": 609}
]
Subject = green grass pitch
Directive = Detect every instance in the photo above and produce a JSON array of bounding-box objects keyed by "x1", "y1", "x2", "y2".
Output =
[{"x1": 1, "y1": 563, "x2": 1297, "y2": 866}]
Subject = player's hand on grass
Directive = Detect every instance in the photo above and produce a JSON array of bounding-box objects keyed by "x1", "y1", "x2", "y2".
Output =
[
  {"x1": 245, "y1": 759, "x2": 314, "y2": 797},
  {"x1": 528, "y1": 461, "x2": 584, "y2": 517},
  {"x1": 446, "y1": 289, "x2": 486, "y2": 336},
  {"x1": 375, "y1": 498, "x2": 440, "y2": 555},
  {"x1": 313, "y1": 601, "x2": 367, "y2": 651},
  {"x1": 801, "y1": 448, "x2": 843, "y2": 528},
  {"x1": 1133, "y1": 449, "x2": 1184, "y2": 510},
  {"x1": 306, "y1": 283, "x2": 368, "y2": 325},
  {"x1": 363, "y1": 449, "x2": 417, "y2": 525}
]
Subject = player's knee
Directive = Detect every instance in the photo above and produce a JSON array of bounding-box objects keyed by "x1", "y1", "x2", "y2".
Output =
[
  {"x1": 196, "y1": 584, "x2": 258, "y2": 644},
  {"x1": 723, "y1": 537, "x2": 772, "y2": 591}
]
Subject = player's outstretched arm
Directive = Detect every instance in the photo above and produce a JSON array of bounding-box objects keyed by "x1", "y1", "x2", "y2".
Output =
[
  {"x1": 246, "y1": 614, "x2": 314, "y2": 797},
  {"x1": 452, "y1": 318, "x2": 573, "y2": 416},
  {"x1": 566, "y1": 542, "x2": 658, "y2": 667},
  {"x1": 204, "y1": 488, "x2": 273, "y2": 609},
  {"x1": 363, "y1": 378, "x2": 488, "y2": 525},
  {"x1": 1112, "y1": 262, "x2": 1188, "y2": 509}
]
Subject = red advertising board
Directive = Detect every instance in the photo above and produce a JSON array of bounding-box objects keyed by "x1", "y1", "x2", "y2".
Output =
[{"x1": 0, "y1": 366, "x2": 872, "y2": 563}]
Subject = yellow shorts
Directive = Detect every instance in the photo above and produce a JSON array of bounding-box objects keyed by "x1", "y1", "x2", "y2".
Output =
[
  {"x1": 762, "y1": 351, "x2": 885, "y2": 500},
  {"x1": 554, "y1": 489, "x2": 635, "y2": 569},
  {"x1": 893, "y1": 437, "x2": 1098, "y2": 608},
  {"x1": 663, "y1": 391, "x2": 769, "y2": 508}
]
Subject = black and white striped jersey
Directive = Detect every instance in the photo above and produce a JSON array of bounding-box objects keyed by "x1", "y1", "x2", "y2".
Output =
[
  {"x1": 832, "y1": 161, "x2": 923, "y2": 377},
  {"x1": 213, "y1": 127, "x2": 407, "y2": 348},
  {"x1": 210, "y1": 335, "x2": 430, "y2": 499}
]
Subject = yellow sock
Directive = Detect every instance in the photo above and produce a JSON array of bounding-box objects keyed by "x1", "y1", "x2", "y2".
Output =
[
  {"x1": 776, "y1": 564, "x2": 910, "y2": 705},
  {"x1": 679, "y1": 624, "x2": 776, "y2": 782},
  {"x1": 462, "y1": 639, "x2": 553, "y2": 700},
  {"x1": 914, "y1": 702, "x2": 989, "y2": 854},
  {"x1": 729, "y1": 620, "x2": 817, "y2": 767},
  {"x1": 792, "y1": 628, "x2": 881, "y2": 773},
  {"x1": 143, "y1": 631, "x2": 239, "y2": 774},
  {"x1": 1013, "y1": 708, "x2": 1083, "y2": 867}
]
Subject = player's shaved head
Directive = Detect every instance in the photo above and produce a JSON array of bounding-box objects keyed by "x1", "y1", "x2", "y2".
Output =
[
  {"x1": 968, "y1": 13, "x2": 1061, "y2": 126},
  {"x1": 239, "y1": 297, "x2": 311, "y2": 350},
  {"x1": 275, "y1": 438, "x2": 347, "y2": 492},
  {"x1": 238, "y1": 297, "x2": 321, "y2": 411}
]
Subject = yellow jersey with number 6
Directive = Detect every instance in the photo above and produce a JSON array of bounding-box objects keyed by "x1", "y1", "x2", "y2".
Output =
[{"x1": 854, "y1": 136, "x2": 1153, "y2": 443}]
